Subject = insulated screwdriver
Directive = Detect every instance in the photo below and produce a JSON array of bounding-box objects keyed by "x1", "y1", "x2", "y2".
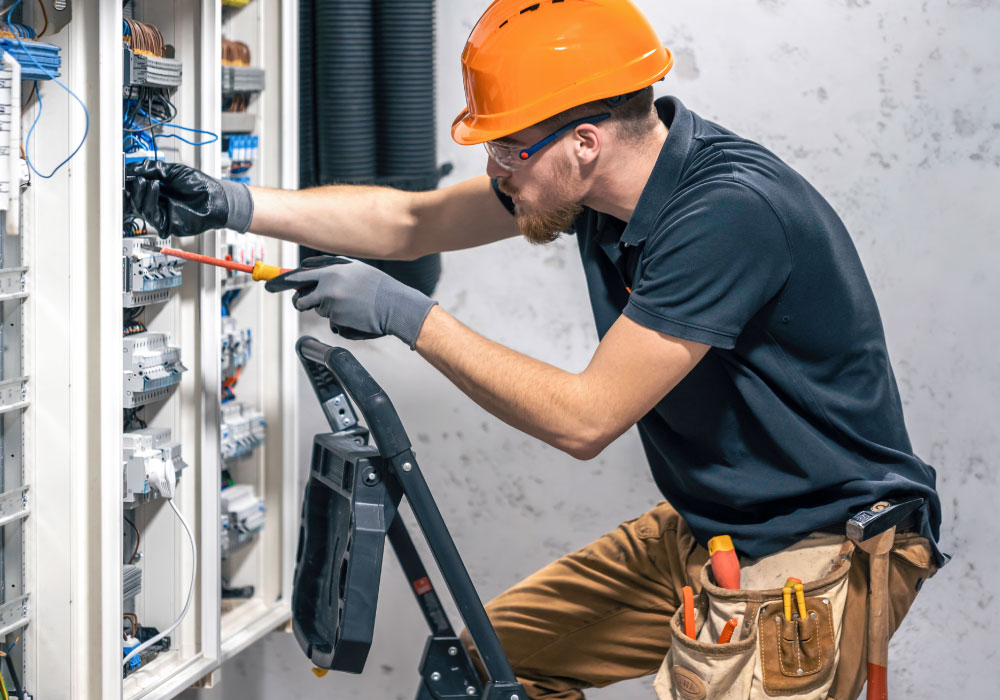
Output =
[{"x1": 147, "y1": 245, "x2": 289, "y2": 282}]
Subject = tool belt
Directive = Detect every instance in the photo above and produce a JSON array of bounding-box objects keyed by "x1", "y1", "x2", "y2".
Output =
[{"x1": 654, "y1": 534, "x2": 854, "y2": 700}]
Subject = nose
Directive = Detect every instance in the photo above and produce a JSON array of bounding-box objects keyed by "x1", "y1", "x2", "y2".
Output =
[{"x1": 485, "y1": 152, "x2": 508, "y2": 179}]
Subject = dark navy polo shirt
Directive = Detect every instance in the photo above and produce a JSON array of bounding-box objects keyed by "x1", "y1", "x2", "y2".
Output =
[{"x1": 492, "y1": 96, "x2": 944, "y2": 564}]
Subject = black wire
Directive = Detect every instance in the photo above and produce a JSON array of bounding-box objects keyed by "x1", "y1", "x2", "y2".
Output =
[{"x1": 3, "y1": 650, "x2": 23, "y2": 700}]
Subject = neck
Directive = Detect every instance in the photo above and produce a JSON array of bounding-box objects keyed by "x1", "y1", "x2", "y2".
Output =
[{"x1": 582, "y1": 121, "x2": 668, "y2": 222}]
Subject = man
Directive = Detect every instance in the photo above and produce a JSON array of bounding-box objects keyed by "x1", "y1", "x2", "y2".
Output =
[{"x1": 126, "y1": 1, "x2": 945, "y2": 697}]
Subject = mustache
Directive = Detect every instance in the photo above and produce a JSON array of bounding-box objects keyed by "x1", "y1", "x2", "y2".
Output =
[{"x1": 496, "y1": 179, "x2": 518, "y2": 199}]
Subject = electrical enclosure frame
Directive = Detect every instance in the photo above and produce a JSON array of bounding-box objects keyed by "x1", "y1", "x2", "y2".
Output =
[{"x1": 12, "y1": 1, "x2": 301, "y2": 698}]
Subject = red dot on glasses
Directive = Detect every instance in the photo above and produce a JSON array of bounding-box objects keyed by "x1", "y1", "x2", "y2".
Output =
[{"x1": 519, "y1": 151, "x2": 529, "y2": 160}]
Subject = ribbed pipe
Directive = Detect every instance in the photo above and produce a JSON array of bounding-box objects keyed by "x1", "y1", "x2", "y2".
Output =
[
  {"x1": 298, "y1": 0, "x2": 317, "y2": 187},
  {"x1": 375, "y1": 0, "x2": 436, "y2": 177},
  {"x1": 315, "y1": 0, "x2": 377, "y2": 183}
]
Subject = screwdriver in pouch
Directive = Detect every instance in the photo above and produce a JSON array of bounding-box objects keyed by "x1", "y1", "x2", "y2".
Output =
[{"x1": 147, "y1": 245, "x2": 289, "y2": 281}]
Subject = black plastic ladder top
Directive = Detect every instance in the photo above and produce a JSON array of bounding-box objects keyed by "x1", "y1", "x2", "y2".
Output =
[
  {"x1": 298, "y1": 337, "x2": 411, "y2": 458},
  {"x1": 295, "y1": 337, "x2": 525, "y2": 697}
]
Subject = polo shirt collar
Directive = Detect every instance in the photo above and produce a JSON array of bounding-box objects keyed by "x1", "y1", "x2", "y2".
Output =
[{"x1": 620, "y1": 97, "x2": 693, "y2": 247}]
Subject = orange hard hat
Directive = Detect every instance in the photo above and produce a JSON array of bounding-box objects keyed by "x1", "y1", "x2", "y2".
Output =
[{"x1": 451, "y1": 0, "x2": 673, "y2": 146}]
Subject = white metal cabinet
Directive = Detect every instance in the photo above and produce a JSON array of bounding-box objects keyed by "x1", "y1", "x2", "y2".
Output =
[{"x1": 15, "y1": 1, "x2": 300, "y2": 697}]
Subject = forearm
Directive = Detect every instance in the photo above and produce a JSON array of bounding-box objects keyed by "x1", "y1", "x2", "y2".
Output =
[
  {"x1": 248, "y1": 184, "x2": 421, "y2": 259},
  {"x1": 248, "y1": 175, "x2": 518, "y2": 259},
  {"x1": 415, "y1": 306, "x2": 606, "y2": 459}
]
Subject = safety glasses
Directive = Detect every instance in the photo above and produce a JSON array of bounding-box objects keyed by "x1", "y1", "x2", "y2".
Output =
[{"x1": 485, "y1": 113, "x2": 611, "y2": 171}]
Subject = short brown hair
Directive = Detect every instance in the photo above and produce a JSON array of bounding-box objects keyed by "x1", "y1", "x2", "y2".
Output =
[{"x1": 535, "y1": 86, "x2": 657, "y2": 142}]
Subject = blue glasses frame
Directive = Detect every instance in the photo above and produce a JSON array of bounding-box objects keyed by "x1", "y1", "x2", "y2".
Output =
[{"x1": 517, "y1": 113, "x2": 611, "y2": 161}]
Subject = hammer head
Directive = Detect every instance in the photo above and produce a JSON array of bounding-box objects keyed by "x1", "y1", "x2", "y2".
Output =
[{"x1": 846, "y1": 497, "x2": 924, "y2": 544}]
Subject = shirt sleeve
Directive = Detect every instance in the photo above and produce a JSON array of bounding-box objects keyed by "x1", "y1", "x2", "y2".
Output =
[
  {"x1": 624, "y1": 182, "x2": 792, "y2": 349},
  {"x1": 491, "y1": 178, "x2": 516, "y2": 216}
]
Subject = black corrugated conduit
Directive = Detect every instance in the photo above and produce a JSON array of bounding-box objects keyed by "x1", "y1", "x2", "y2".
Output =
[
  {"x1": 299, "y1": 0, "x2": 447, "y2": 296},
  {"x1": 298, "y1": 0, "x2": 317, "y2": 188}
]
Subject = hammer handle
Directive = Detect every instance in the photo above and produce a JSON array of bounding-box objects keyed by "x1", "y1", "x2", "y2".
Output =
[{"x1": 865, "y1": 527, "x2": 895, "y2": 700}]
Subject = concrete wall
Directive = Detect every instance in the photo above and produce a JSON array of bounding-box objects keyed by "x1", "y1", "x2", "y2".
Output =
[{"x1": 184, "y1": 1, "x2": 999, "y2": 698}]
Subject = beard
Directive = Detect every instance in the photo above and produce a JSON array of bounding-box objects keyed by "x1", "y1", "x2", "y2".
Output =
[{"x1": 496, "y1": 170, "x2": 582, "y2": 246}]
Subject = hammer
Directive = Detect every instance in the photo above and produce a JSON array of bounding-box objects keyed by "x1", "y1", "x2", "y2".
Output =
[{"x1": 846, "y1": 498, "x2": 924, "y2": 700}]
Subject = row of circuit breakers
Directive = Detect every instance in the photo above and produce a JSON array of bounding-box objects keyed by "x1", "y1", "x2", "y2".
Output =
[{"x1": 121, "y1": 236, "x2": 269, "y2": 518}]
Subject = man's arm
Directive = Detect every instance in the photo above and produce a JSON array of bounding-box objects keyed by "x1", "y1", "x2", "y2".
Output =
[
  {"x1": 249, "y1": 174, "x2": 518, "y2": 259},
  {"x1": 415, "y1": 306, "x2": 709, "y2": 460}
]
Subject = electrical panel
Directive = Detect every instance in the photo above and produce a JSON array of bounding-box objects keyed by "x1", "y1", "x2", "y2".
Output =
[
  {"x1": 0, "y1": 51, "x2": 30, "y2": 700},
  {"x1": 11, "y1": 0, "x2": 300, "y2": 698}
]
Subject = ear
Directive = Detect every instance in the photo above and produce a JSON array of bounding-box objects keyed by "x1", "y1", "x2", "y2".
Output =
[{"x1": 571, "y1": 123, "x2": 602, "y2": 166}]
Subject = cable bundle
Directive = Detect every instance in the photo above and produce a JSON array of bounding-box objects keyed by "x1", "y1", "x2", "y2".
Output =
[
  {"x1": 0, "y1": 20, "x2": 61, "y2": 81},
  {"x1": 122, "y1": 17, "x2": 165, "y2": 57},
  {"x1": 0, "y1": 20, "x2": 34, "y2": 39},
  {"x1": 221, "y1": 37, "x2": 250, "y2": 66}
]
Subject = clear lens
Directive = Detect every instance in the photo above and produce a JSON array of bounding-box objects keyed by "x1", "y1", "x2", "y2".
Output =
[{"x1": 484, "y1": 141, "x2": 521, "y2": 171}]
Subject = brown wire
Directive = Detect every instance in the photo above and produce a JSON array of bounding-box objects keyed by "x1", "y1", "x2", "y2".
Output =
[
  {"x1": 123, "y1": 612, "x2": 139, "y2": 638},
  {"x1": 221, "y1": 38, "x2": 250, "y2": 66},
  {"x1": 124, "y1": 515, "x2": 141, "y2": 564},
  {"x1": 125, "y1": 17, "x2": 165, "y2": 57},
  {"x1": 35, "y1": 0, "x2": 47, "y2": 37}
]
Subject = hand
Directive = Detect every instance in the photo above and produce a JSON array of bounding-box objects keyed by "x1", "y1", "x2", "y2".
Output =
[
  {"x1": 124, "y1": 160, "x2": 254, "y2": 237},
  {"x1": 265, "y1": 256, "x2": 438, "y2": 349}
]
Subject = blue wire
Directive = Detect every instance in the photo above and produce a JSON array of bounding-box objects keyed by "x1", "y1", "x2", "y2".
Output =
[
  {"x1": 154, "y1": 132, "x2": 219, "y2": 147},
  {"x1": 7, "y1": 0, "x2": 90, "y2": 179},
  {"x1": 131, "y1": 106, "x2": 219, "y2": 146}
]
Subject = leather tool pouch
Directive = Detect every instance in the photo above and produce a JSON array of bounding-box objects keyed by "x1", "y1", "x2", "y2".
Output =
[{"x1": 654, "y1": 535, "x2": 855, "y2": 700}]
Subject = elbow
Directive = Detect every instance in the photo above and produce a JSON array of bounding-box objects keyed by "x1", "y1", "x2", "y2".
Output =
[
  {"x1": 556, "y1": 429, "x2": 612, "y2": 462},
  {"x1": 565, "y1": 442, "x2": 605, "y2": 461}
]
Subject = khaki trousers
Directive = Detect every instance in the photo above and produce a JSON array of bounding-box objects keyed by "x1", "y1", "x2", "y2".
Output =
[{"x1": 462, "y1": 501, "x2": 936, "y2": 700}]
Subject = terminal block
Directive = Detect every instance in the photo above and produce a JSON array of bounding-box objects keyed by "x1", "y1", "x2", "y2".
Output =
[
  {"x1": 123, "y1": 45, "x2": 183, "y2": 88},
  {"x1": 123, "y1": 426, "x2": 187, "y2": 505},
  {"x1": 221, "y1": 316, "x2": 252, "y2": 380},
  {"x1": 122, "y1": 235, "x2": 184, "y2": 307},
  {"x1": 123, "y1": 332, "x2": 187, "y2": 408},
  {"x1": 221, "y1": 484, "x2": 266, "y2": 558},
  {"x1": 123, "y1": 564, "x2": 142, "y2": 601},
  {"x1": 221, "y1": 65, "x2": 265, "y2": 95},
  {"x1": 220, "y1": 401, "x2": 266, "y2": 460}
]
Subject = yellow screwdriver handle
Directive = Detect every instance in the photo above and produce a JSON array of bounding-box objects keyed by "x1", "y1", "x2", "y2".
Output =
[{"x1": 251, "y1": 260, "x2": 286, "y2": 282}]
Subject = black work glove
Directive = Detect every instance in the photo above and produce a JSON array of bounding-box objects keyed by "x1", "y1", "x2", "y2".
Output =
[
  {"x1": 265, "y1": 255, "x2": 437, "y2": 348},
  {"x1": 124, "y1": 160, "x2": 254, "y2": 237}
]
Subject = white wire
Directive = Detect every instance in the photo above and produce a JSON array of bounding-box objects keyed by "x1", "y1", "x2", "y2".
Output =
[{"x1": 122, "y1": 498, "x2": 198, "y2": 666}]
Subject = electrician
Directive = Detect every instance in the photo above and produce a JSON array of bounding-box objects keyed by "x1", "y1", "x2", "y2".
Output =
[{"x1": 125, "y1": 1, "x2": 945, "y2": 697}]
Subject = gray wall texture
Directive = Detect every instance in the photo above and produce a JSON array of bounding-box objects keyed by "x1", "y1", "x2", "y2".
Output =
[{"x1": 185, "y1": 1, "x2": 999, "y2": 698}]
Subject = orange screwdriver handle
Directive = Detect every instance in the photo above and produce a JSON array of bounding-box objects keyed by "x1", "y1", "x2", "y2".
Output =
[
  {"x1": 708, "y1": 535, "x2": 741, "y2": 589},
  {"x1": 682, "y1": 585, "x2": 696, "y2": 640},
  {"x1": 717, "y1": 617, "x2": 738, "y2": 644}
]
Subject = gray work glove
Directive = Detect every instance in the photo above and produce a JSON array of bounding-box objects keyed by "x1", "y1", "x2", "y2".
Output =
[
  {"x1": 265, "y1": 256, "x2": 438, "y2": 349},
  {"x1": 125, "y1": 160, "x2": 254, "y2": 237}
]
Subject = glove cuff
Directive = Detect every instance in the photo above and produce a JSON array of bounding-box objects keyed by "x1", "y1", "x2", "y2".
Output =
[
  {"x1": 406, "y1": 301, "x2": 438, "y2": 351},
  {"x1": 376, "y1": 278, "x2": 437, "y2": 349},
  {"x1": 220, "y1": 178, "x2": 254, "y2": 233}
]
